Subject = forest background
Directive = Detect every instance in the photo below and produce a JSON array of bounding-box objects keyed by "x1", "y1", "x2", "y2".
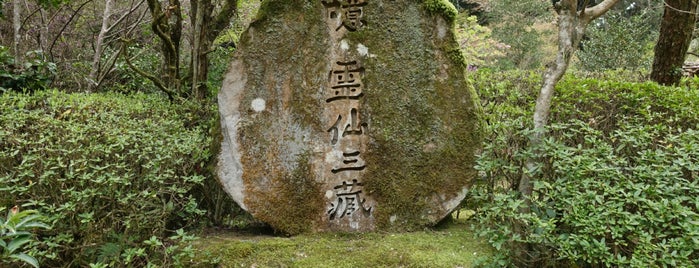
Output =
[{"x1": 1, "y1": 0, "x2": 698, "y2": 267}]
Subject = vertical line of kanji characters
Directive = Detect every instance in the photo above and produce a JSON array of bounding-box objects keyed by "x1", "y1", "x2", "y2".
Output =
[{"x1": 321, "y1": 0, "x2": 372, "y2": 221}]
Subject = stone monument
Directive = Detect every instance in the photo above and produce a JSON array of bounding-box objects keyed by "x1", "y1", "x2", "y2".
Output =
[{"x1": 217, "y1": 0, "x2": 481, "y2": 234}]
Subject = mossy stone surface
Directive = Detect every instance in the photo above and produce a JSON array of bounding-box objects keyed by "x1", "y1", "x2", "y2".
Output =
[{"x1": 217, "y1": 0, "x2": 481, "y2": 234}]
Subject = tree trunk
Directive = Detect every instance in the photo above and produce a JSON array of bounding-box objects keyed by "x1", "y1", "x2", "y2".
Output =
[
  {"x1": 514, "y1": 1, "x2": 620, "y2": 265},
  {"x1": 521, "y1": 7, "x2": 583, "y2": 202},
  {"x1": 522, "y1": 0, "x2": 620, "y2": 201},
  {"x1": 146, "y1": 0, "x2": 182, "y2": 92},
  {"x1": 190, "y1": 0, "x2": 238, "y2": 99},
  {"x1": 39, "y1": 8, "x2": 50, "y2": 53},
  {"x1": 144, "y1": 0, "x2": 237, "y2": 99},
  {"x1": 164, "y1": 0, "x2": 182, "y2": 90},
  {"x1": 89, "y1": 0, "x2": 114, "y2": 91},
  {"x1": 13, "y1": 0, "x2": 21, "y2": 61},
  {"x1": 191, "y1": 0, "x2": 210, "y2": 99},
  {"x1": 92, "y1": 0, "x2": 147, "y2": 89},
  {"x1": 650, "y1": 0, "x2": 697, "y2": 86}
]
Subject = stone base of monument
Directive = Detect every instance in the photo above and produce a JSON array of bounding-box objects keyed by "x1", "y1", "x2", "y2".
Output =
[{"x1": 217, "y1": 0, "x2": 481, "y2": 234}]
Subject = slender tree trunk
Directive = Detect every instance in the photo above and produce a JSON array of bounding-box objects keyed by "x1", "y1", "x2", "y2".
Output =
[
  {"x1": 89, "y1": 0, "x2": 114, "y2": 91},
  {"x1": 521, "y1": 0, "x2": 621, "y2": 202},
  {"x1": 514, "y1": 2, "x2": 620, "y2": 265},
  {"x1": 13, "y1": 0, "x2": 21, "y2": 61},
  {"x1": 191, "y1": 0, "x2": 210, "y2": 99},
  {"x1": 521, "y1": 11, "x2": 582, "y2": 202},
  {"x1": 166, "y1": 0, "x2": 182, "y2": 89},
  {"x1": 650, "y1": 0, "x2": 697, "y2": 86},
  {"x1": 92, "y1": 0, "x2": 147, "y2": 89},
  {"x1": 190, "y1": 0, "x2": 238, "y2": 99},
  {"x1": 146, "y1": 0, "x2": 182, "y2": 92},
  {"x1": 144, "y1": 0, "x2": 237, "y2": 99},
  {"x1": 39, "y1": 8, "x2": 50, "y2": 53}
]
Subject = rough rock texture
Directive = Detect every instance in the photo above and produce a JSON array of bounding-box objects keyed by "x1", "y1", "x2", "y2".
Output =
[{"x1": 217, "y1": 0, "x2": 481, "y2": 234}]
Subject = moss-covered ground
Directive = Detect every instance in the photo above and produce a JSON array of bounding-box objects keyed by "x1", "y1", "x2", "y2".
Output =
[{"x1": 192, "y1": 212, "x2": 491, "y2": 267}]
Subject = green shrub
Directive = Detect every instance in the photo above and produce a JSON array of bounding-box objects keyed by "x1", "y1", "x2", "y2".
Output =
[
  {"x1": 109, "y1": 46, "x2": 160, "y2": 94},
  {"x1": 206, "y1": 46, "x2": 236, "y2": 97},
  {"x1": 468, "y1": 70, "x2": 699, "y2": 267},
  {"x1": 0, "y1": 46, "x2": 56, "y2": 93},
  {"x1": 455, "y1": 16, "x2": 508, "y2": 68},
  {"x1": 0, "y1": 90, "x2": 215, "y2": 266},
  {"x1": 1, "y1": 207, "x2": 50, "y2": 268}
]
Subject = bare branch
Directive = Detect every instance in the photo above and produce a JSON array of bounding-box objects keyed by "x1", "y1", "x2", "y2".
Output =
[
  {"x1": 584, "y1": 0, "x2": 622, "y2": 21},
  {"x1": 121, "y1": 39, "x2": 175, "y2": 101},
  {"x1": 89, "y1": 0, "x2": 114, "y2": 90},
  {"x1": 48, "y1": 0, "x2": 94, "y2": 61},
  {"x1": 20, "y1": 6, "x2": 44, "y2": 29},
  {"x1": 95, "y1": 9, "x2": 149, "y2": 89},
  {"x1": 95, "y1": 45, "x2": 122, "y2": 88},
  {"x1": 105, "y1": 0, "x2": 146, "y2": 34}
]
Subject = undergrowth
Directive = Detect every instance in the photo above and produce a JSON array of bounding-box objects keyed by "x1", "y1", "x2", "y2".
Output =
[
  {"x1": 0, "y1": 90, "x2": 224, "y2": 267},
  {"x1": 467, "y1": 69, "x2": 699, "y2": 267}
]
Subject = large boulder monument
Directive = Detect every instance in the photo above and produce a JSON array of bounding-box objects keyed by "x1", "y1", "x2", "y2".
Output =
[{"x1": 217, "y1": 0, "x2": 481, "y2": 234}]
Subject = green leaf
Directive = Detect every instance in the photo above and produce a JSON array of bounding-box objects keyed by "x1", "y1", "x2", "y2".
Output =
[
  {"x1": 10, "y1": 253, "x2": 40, "y2": 268},
  {"x1": 17, "y1": 221, "x2": 50, "y2": 230},
  {"x1": 2, "y1": 231, "x2": 32, "y2": 240},
  {"x1": 6, "y1": 234, "x2": 32, "y2": 253}
]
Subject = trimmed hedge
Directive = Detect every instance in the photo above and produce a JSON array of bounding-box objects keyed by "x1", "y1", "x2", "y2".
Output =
[
  {"x1": 0, "y1": 90, "x2": 215, "y2": 266},
  {"x1": 468, "y1": 70, "x2": 699, "y2": 267}
]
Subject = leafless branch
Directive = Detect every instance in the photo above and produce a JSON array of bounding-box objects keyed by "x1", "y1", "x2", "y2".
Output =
[
  {"x1": 584, "y1": 0, "x2": 622, "y2": 21},
  {"x1": 48, "y1": 0, "x2": 94, "y2": 61},
  {"x1": 121, "y1": 39, "x2": 176, "y2": 101}
]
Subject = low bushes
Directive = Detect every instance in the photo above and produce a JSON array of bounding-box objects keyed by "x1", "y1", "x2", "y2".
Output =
[
  {"x1": 468, "y1": 70, "x2": 699, "y2": 267},
  {"x1": 0, "y1": 90, "x2": 217, "y2": 266},
  {"x1": 3, "y1": 70, "x2": 697, "y2": 267}
]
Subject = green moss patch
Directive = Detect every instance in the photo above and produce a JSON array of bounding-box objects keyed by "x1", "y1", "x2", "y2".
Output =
[
  {"x1": 192, "y1": 219, "x2": 492, "y2": 267},
  {"x1": 421, "y1": 0, "x2": 459, "y2": 23}
]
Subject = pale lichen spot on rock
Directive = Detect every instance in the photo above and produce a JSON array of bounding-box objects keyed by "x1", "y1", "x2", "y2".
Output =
[
  {"x1": 251, "y1": 98, "x2": 266, "y2": 112},
  {"x1": 325, "y1": 148, "x2": 343, "y2": 164},
  {"x1": 357, "y1": 43, "x2": 369, "y2": 57},
  {"x1": 340, "y1": 39, "x2": 350, "y2": 51},
  {"x1": 437, "y1": 18, "x2": 447, "y2": 40}
]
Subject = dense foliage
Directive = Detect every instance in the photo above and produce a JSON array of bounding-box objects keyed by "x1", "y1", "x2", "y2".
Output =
[
  {"x1": 0, "y1": 91, "x2": 221, "y2": 266},
  {"x1": 455, "y1": 15, "x2": 507, "y2": 68},
  {"x1": 0, "y1": 46, "x2": 56, "y2": 93},
  {"x1": 1, "y1": 207, "x2": 50, "y2": 267},
  {"x1": 485, "y1": 0, "x2": 552, "y2": 69},
  {"x1": 467, "y1": 69, "x2": 699, "y2": 267},
  {"x1": 577, "y1": 11, "x2": 659, "y2": 72}
]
